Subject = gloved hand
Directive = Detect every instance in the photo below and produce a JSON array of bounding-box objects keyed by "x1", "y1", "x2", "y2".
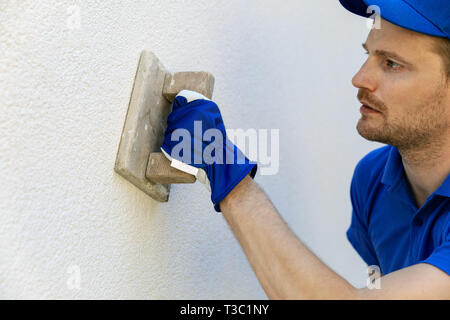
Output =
[{"x1": 160, "y1": 90, "x2": 257, "y2": 212}]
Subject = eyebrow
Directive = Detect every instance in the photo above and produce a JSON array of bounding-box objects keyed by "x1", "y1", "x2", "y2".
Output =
[{"x1": 362, "y1": 42, "x2": 413, "y2": 67}]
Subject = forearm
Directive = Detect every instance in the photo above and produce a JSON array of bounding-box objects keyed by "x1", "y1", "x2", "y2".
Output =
[{"x1": 220, "y1": 174, "x2": 357, "y2": 299}]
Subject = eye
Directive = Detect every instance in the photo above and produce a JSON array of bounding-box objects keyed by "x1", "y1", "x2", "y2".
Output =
[{"x1": 384, "y1": 59, "x2": 402, "y2": 70}]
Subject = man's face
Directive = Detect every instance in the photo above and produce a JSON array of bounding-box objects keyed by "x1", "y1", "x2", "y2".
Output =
[{"x1": 352, "y1": 18, "x2": 450, "y2": 150}]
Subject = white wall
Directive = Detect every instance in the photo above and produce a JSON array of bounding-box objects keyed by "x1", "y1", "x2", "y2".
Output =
[{"x1": 0, "y1": 0, "x2": 383, "y2": 299}]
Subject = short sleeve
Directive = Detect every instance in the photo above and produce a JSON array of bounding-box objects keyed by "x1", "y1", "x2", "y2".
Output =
[
  {"x1": 346, "y1": 161, "x2": 380, "y2": 267},
  {"x1": 421, "y1": 217, "x2": 450, "y2": 275}
]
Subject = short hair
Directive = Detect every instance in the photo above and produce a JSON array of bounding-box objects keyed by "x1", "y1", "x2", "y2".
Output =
[{"x1": 431, "y1": 36, "x2": 450, "y2": 80}]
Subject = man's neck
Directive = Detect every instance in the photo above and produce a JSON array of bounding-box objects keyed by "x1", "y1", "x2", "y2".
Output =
[{"x1": 399, "y1": 139, "x2": 450, "y2": 208}]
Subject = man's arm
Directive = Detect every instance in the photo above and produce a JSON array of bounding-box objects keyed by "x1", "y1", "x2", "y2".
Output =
[{"x1": 219, "y1": 174, "x2": 450, "y2": 299}]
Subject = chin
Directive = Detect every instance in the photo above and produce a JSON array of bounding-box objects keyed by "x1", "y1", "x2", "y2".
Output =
[{"x1": 356, "y1": 119, "x2": 390, "y2": 143}]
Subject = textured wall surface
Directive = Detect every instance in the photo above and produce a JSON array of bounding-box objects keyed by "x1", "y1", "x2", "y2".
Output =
[{"x1": 0, "y1": 0, "x2": 383, "y2": 299}]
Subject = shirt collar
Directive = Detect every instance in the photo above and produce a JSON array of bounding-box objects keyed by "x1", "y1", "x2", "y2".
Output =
[
  {"x1": 435, "y1": 174, "x2": 450, "y2": 197},
  {"x1": 381, "y1": 146, "x2": 403, "y2": 189},
  {"x1": 381, "y1": 145, "x2": 450, "y2": 198}
]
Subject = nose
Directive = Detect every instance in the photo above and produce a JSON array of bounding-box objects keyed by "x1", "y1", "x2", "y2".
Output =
[{"x1": 352, "y1": 59, "x2": 377, "y2": 92}]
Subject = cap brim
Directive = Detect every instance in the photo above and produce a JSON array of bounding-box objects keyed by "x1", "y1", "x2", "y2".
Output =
[
  {"x1": 339, "y1": 0, "x2": 446, "y2": 38},
  {"x1": 339, "y1": 0, "x2": 371, "y2": 18}
]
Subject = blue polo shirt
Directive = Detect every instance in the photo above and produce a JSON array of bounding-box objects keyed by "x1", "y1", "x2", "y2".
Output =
[{"x1": 347, "y1": 145, "x2": 450, "y2": 276}]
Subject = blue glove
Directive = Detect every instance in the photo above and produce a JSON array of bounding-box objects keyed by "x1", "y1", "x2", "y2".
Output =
[{"x1": 160, "y1": 90, "x2": 257, "y2": 212}]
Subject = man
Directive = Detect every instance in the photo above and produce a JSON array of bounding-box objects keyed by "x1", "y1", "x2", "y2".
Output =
[{"x1": 161, "y1": 0, "x2": 450, "y2": 299}]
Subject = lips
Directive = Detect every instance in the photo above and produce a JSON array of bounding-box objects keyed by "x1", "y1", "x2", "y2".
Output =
[
  {"x1": 359, "y1": 100, "x2": 379, "y2": 112},
  {"x1": 363, "y1": 104, "x2": 377, "y2": 111}
]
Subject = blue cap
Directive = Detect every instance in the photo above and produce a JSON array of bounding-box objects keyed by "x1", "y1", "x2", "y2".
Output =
[{"x1": 339, "y1": 0, "x2": 449, "y2": 39}]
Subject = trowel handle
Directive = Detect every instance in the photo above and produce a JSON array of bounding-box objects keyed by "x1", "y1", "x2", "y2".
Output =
[{"x1": 145, "y1": 71, "x2": 215, "y2": 185}]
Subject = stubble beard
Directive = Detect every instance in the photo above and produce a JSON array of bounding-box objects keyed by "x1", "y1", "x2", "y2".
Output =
[{"x1": 356, "y1": 87, "x2": 448, "y2": 156}]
